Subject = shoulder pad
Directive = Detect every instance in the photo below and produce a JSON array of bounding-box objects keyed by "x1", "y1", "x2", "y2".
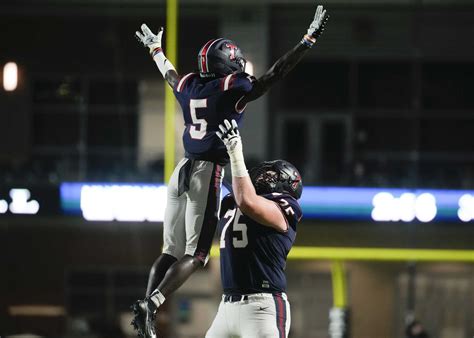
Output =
[
  {"x1": 175, "y1": 73, "x2": 196, "y2": 93},
  {"x1": 220, "y1": 72, "x2": 254, "y2": 93},
  {"x1": 266, "y1": 193, "x2": 303, "y2": 228}
]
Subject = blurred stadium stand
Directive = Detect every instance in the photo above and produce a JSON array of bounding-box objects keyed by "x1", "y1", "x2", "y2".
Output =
[{"x1": 0, "y1": 0, "x2": 474, "y2": 187}]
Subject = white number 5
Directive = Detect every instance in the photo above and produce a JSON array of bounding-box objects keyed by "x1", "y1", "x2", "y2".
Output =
[{"x1": 189, "y1": 99, "x2": 208, "y2": 139}]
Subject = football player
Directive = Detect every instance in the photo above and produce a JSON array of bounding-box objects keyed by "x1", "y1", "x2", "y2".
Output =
[
  {"x1": 205, "y1": 119, "x2": 303, "y2": 338},
  {"x1": 132, "y1": 4, "x2": 328, "y2": 337}
]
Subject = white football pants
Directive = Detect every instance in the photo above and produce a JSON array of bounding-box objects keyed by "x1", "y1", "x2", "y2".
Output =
[
  {"x1": 206, "y1": 293, "x2": 291, "y2": 338},
  {"x1": 162, "y1": 158, "x2": 223, "y2": 264}
]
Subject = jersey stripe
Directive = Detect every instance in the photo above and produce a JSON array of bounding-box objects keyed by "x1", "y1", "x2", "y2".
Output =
[
  {"x1": 193, "y1": 163, "x2": 223, "y2": 265},
  {"x1": 200, "y1": 39, "x2": 215, "y2": 73},
  {"x1": 235, "y1": 95, "x2": 247, "y2": 114},
  {"x1": 273, "y1": 293, "x2": 286, "y2": 338},
  {"x1": 177, "y1": 73, "x2": 194, "y2": 92},
  {"x1": 200, "y1": 38, "x2": 223, "y2": 73},
  {"x1": 223, "y1": 74, "x2": 233, "y2": 91}
]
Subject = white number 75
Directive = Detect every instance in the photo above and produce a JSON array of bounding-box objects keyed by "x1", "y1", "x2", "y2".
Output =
[{"x1": 220, "y1": 209, "x2": 248, "y2": 249}]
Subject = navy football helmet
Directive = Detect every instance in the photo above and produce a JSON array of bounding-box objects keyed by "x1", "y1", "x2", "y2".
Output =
[
  {"x1": 249, "y1": 160, "x2": 303, "y2": 200},
  {"x1": 198, "y1": 38, "x2": 246, "y2": 77}
]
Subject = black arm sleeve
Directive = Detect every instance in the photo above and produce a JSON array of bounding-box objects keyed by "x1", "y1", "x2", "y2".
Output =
[{"x1": 240, "y1": 42, "x2": 311, "y2": 106}]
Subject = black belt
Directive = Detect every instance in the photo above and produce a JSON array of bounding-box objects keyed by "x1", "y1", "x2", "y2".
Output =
[{"x1": 223, "y1": 295, "x2": 249, "y2": 303}]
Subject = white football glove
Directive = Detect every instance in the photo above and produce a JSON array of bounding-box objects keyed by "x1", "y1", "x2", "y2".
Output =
[
  {"x1": 307, "y1": 5, "x2": 329, "y2": 40},
  {"x1": 216, "y1": 119, "x2": 242, "y2": 153},
  {"x1": 135, "y1": 24, "x2": 163, "y2": 53},
  {"x1": 216, "y1": 119, "x2": 248, "y2": 177}
]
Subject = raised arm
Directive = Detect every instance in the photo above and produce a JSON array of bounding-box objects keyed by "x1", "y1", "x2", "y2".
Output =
[
  {"x1": 217, "y1": 120, "x2": 288, "y2": 232},
  {"x1": 136, "y1": 24, "x2": 180, "y2": 88},
  {"x1": 238, "y1": 5, "x2": 329, "y2": 108}
]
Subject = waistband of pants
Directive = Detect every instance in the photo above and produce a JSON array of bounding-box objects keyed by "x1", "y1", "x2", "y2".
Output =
[
  {"x1": 222, "y1": 292, "x2": 287, "y2": 303},
  {"x1": 185, "y1": 152, "x2": 229, "y2": 166}
]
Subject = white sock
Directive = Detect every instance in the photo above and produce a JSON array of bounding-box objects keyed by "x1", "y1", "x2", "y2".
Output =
[{"x1": 150, "y1": 290, "x2": 166, "y2": 308}]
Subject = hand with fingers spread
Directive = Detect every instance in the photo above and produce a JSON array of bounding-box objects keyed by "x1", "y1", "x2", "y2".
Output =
[
  {"x1": 216, "y1": 119, "x2": 242, "y2": 153},
  {"x1": 216, "y1": 119, "x2": 248, "y2": 177},
  {"x1": 301, "y1": 5, "x2": 329, "y2": 48},
  {"x1": 135, "y1": 23, "x2": 178, "y2": 84},
  {"x1": 136, "y1": 23, "x2": 163, "y2": 54}
]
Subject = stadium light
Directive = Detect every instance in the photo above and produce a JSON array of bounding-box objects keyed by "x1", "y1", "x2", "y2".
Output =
[
  {"x1": 9, "y1": 189, "x2": 40, "y2": 215},
  {"x1": 458, "y1": 194, "x2": 474, "y2": 222},
  {"x1": 0, "y1": 199, "x2": 7, "y2": 214},
  {"x1": 3, "y1": 62, "x2": 18, "y2": 91}
]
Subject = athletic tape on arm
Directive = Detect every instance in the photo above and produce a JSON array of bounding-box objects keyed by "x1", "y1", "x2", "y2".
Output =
[
  {"x1": 152, "y1": 50, "x2": 176, "y2": 78},
  {"x1": 228, "y1": 140, "x2": 248, "y2": 177}
]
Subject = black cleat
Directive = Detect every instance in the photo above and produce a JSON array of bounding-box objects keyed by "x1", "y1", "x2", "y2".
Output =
[{"x1": 131, "y1": 299, "x2": 157, "y2": 338}]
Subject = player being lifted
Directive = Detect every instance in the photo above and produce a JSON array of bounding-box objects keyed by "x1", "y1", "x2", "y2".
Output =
[
  {"x1": 132, "y1": 4, "x2": 328, "y2": 337},
  {"x1": 207, "y1": 119, "x2": 303, "y2": 338}
]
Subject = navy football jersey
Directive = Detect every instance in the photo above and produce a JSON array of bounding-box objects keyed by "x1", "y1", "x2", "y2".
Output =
[
  {"x1": 218, "y1": 193, "x2": 303, "y2": 294},
  {"x1": 173, "y1": 72, "x2": 254, "y2": 165}
]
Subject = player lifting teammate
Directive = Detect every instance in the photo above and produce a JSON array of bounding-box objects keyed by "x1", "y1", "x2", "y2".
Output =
[
  {"x1": 206, "y1": 119, "x2": 303, "y2": 338},
  {"x1": 132, "y1": 3, "x2": 328, "y2": 337}
]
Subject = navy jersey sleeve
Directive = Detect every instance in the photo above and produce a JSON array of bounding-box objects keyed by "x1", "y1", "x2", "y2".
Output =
[
  {"x1": 219, "y1": 194, "x2": 235, "y2": 219},
  {"x1": 220, "y1": 72, "x2": 255, "y2": 113},
  {"x1": 224, "y1": 72, "x2": 254, "y2": 93},
  {"x1": 173, "y1": 73, "x2": 196, "y2": 97},
  {"x1": 267, "y1": 193, "x2": 303, "y2": 231}
]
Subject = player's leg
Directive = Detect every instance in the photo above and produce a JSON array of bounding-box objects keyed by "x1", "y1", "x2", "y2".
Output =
[
  {"x1": 146, "y1": 158, "x2": 188, "y2": 295},
  {"x1": 131, "y1": 160, "x2": 188, "y2": 337},
  {"x1": 151, "y1": 254, "x2": 201, "y2": 296},
  {"x1": 145, "y1": 254, "x2": 178, "y2": 296},
  {"x1": 152, "y1": 161, "x2": 223, "y2": 297},
  {"x1": 240, "y1": 293, "x2": 291, "y2": 338},
  {"x1": 184, "y1": 160, "x2": 223, "y2": 262},
  {"x1": 205, "y1": 299, "x2": 233, "y2": 338}
]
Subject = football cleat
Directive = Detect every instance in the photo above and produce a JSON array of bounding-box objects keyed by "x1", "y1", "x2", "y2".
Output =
[{"x1": 131, "y1": 298, "x2": 158, "y2": 338}]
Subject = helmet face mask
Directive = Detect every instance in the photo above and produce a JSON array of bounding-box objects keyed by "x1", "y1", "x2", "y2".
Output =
[
  {"x1": 236, "y1": 57, "x2": 246, "y2": 73},
  {"x1": 249, "y1": 160, "x2": 303, "y2": 200},
  {"x1": 250, "y1": 167, "x2": 279, "y2": 195},
  {"x1": 198, "y1": 38, "x2": 246, "y2": 78}
]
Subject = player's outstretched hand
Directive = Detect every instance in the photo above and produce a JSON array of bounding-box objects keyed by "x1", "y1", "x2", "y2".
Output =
[
  {"x1": 135, "y1": 24, "x2": 163, "y2": 53},
  {"x1": 307, "y1": 5, "x2": 329, "y2": 40},
  {"x1": 216, "y1": 119, "x2": 242, "y2": 154}
]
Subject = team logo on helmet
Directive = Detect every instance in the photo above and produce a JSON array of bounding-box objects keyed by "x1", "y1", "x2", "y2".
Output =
[
  {"x1": 291, "y1": 171, "x2": 302, "y2": 191},
  {"x1": 225, "y1": 43, "x2": 238, "y2": 60}
]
